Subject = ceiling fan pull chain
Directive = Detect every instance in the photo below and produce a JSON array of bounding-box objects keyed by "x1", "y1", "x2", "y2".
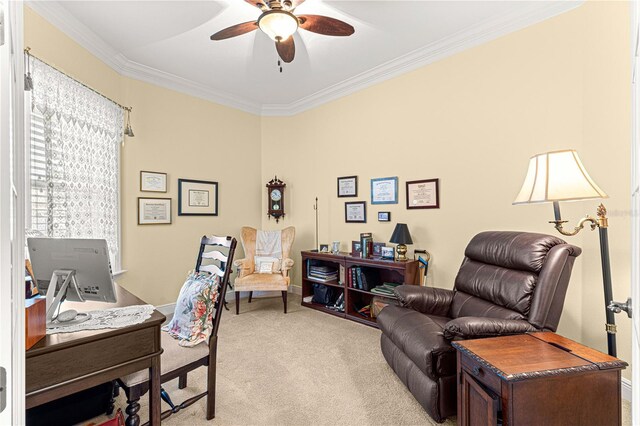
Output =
[{"x1": 278, "y1": 59, "x2": 283, "y2": 73}]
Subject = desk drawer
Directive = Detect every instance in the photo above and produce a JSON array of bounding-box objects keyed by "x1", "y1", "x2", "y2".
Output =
[
  {"x1": 460, "y1": 353, "x2": 502, "y2": 395},
  {"x1": 26, "y1": 327, "x2": 157, "y2": 393}
]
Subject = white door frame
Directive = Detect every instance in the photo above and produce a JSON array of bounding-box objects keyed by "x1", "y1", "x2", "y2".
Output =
[
  {"x1": 0, "y1": 0, "x2": 25, "y2": 424},
  {"x1": 632, "y1": 1, "x2": 639, "y2": 424}
]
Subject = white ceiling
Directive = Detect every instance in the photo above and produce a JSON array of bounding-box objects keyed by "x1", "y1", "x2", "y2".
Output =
[{"x1": 27, "y1": 1, "x2": 581, "y2": 116}]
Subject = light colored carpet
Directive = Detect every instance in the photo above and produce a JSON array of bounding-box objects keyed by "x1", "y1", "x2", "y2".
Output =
[{"x1": 86, "y1": 295, "x2": 631, "y2": 426}]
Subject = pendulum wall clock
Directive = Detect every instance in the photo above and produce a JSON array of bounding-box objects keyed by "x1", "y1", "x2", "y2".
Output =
[{"x1": 267, "y1": 176, "x2": 286, "y2": 223}]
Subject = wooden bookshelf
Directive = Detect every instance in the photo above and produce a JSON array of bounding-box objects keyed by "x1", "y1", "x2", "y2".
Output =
[{"x1": 301, "y1": 250, "x2": 420, "y2": 328}]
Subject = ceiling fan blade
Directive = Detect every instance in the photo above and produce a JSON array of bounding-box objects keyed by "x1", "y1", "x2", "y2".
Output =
[
  {"x1": 244, "y1": 0, "x2": 268, "y2": 10},
  {"x1": 210, "y1": 21, "x2": 258, "y2": 41},
  {"x1": 298, "y1": 15, "x2": 354, "y2": 37},
  {"x1": 276, "y1": 37, "x2": 295, "y2": 63}
]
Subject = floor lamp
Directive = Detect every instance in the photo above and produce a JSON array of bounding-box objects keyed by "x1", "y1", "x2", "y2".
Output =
[{"x1": 513, "y1": 149, "x2": 631, "y2": 357}]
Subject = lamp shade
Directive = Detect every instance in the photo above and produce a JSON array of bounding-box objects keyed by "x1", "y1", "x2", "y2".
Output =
[
  {"x1": 390, "y1": 223, "x2": 413, "y2": 245},
  {"x1": 513, "y1": 149, "x2": 607, "y2": 204}
]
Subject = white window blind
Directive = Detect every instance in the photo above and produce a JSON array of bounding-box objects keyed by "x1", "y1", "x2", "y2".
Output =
[{"x1": 28, "y1": 57, "x2": 124, "y2": 270}]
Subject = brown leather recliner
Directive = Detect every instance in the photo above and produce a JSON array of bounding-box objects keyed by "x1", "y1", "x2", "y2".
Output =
[{"x1": 377, "y1": 231, "x2": 582, "y2": 423}]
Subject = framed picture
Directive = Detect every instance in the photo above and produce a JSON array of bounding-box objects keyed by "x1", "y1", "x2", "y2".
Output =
[
  {"x1": 345, "y1": 201, "x2": 366, "y2": 223},
  {"x1": 378, "y1": 211, "x2": 391, "y2": 222},
  {"x1": 351, "y1": 241, "x2": 362, "y2": 256},
  {"x1": 381, "y1": 246, "x2": 395, "y2": 260},
  {"x1": 371, "y1": 177, "x2": 398, "y2": 204},
  {"x1": 138, "y1": 197, "x2": 171, "y2": 225},
  {"x1": 373, "y1": 242, "x2": 386, "y2": 257},
  {"x1": 337, "y1": 175, "x2": 358, "y2": 197},
  {"x1": 319, "y1": 244, "x2": 329, "y2": 253},
  {"x1": 406, "y1": 178, "x2": 440, "y2": 209},
  {"x1": 140, "y1": 171, "x2": 167, "y2": 193},
  {"x1": 178, "y1": 179, "x2": 218, "y2": 216}
]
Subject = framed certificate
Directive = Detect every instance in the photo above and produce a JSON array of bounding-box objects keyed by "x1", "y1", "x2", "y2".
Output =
[
  {"x1": 345, "y1": 201, "x2": 366, "y2": 223},
  {"x1": 178, "y1": 179, "x2": 218, "y2": 216},
  {"x1": 406, "y1": 178, "x2": 440, "y2": 209},
  {"x1": 140, "y1": 171, "x2": 167, "y2": 192},
  {"x1": 138, "y1": 197, "x2": 171, "y2": 225},
  {"x1": 371, "y1": 177, "x2": 398, "y2": 204},
  {"x1": 337, "y1": 175, "x2": 358, "y2": 197}
]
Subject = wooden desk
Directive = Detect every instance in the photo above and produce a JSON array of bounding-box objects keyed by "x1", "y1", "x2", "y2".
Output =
[
  {"x1": 452, "y1": 332, "x2": 628, "y2": 426},
  {"x1": 26, "y1": 284, "x2": 165, "y2": 425}
]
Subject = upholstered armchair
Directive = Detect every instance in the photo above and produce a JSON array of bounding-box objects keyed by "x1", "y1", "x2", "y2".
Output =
[
  {"x1": 377, "y1": 231, "x2": 582, "y2": 423},
  {"x1": 233, "y1": 226, "x2": 295, "y2": 314}
]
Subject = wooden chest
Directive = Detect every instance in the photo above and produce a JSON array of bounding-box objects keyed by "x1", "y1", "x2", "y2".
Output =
[{"x1": 452, "y1": 332, "x2": 628, "y2": 426}]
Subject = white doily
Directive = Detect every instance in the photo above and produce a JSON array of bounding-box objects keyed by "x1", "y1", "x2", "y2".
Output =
[{"x1": 47, "y1": 304, "x2": 155, "y2": 334}]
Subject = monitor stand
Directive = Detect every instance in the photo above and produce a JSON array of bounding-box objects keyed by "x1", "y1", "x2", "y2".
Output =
[{"x1": 46, "y1": 269, "x2": 87, "y2": 323}]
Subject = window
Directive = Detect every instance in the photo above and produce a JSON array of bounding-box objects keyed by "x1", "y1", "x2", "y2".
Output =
[{"x1": 27, "y1": 57, "x2": 124, "y2": 270}]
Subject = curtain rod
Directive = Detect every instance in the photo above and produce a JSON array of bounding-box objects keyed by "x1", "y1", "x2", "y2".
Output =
[{"x1": 24, "y1": 47, "x2": 132, "y2": 112}]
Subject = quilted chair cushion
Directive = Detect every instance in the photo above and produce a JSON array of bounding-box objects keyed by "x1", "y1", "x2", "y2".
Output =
[
  {"x1": 234, "y1": 272, "x2": 289, "y2": 291},
  {"x1": 377, "y1": 305, "x2": 456, "y2": 380}
]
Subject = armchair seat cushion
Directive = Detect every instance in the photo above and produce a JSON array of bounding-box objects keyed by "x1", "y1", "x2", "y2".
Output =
[
  {"x1": 120, "y1": 331, "x2": 209, "y2": 387},
  {"x1": 234, "y1": 273, "x2": 289, "y2": 291},
  {"x1": 377, "y1": 305, "x2": 456, "y2": 380}
]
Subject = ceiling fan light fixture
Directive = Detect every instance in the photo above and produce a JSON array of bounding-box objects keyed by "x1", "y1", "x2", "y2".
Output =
[{"x1": 258, "y1": 10, "x2": 299, "y2": 42}]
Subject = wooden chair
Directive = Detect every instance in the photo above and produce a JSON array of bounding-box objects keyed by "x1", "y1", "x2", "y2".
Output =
[
  {"x1": 118, "y1": 235, "x2": 237, "y2": 426},
  {"x1": 233, "y1": 226, "x2": 295, "y2": 315}
]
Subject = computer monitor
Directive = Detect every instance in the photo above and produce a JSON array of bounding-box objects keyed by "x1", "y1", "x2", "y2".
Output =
[{"x1": 27, "y1": 238, "x2": 117, "y2": 321}]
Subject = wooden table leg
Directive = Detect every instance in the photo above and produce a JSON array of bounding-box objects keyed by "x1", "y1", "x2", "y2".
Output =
[{"x1": 149, "y1": 355, "x2": 161, "y2": 425}]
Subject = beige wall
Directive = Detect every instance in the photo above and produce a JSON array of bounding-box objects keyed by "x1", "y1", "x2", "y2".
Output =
[
  {"x1": 24, "y1": 6, "x2": 263, "y2": 306},
  {"x1": 26, "y1": 2, "x2": 633, "y2": 374},
  {"x1": 260, "y1": 1, "x2": 633, "y2": 372}
]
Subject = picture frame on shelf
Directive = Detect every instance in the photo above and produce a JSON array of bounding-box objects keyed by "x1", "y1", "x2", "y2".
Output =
[
  {"x1": 345, "y1": 201, "x2": 366, "y2": 223},
  {"x1": 178, "y1": 178, "x2": 218, "y2": 216},
  {"x1": 381, "y1": 246, "x2": 395, "y2": 260},
  {"x1": 140, "y1": 171, "x2": 167, "y2": 193},
  {"x1": 378, "y1": 211, "x2": 391, "y2": 222},
  {"x1": 371, "y1": 176, "x2": 398, "y2": 204},
  {"x1": 138, "y1": 197, "x2": 172, "y2": 225},
  {"x1": 406, "y1": 178, "x2": 440, "y2": 209},
  {"x1": 337, "y1": 175, "x2": 358, "y2": 197},
  {"x1": 319, "y1": 244, "x2": 329, "y2": 253},
  {"x1": 351, "y1": 241, "x2": 362, "y2": 256},
  {"x1": 373, "y1": 242, "x2": 386, "y2": 257}
]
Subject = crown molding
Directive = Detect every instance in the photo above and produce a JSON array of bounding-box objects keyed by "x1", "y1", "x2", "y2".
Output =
[
  {"x1": 26, "y1": 1, "x2": 264, "y2": 115},
  {"x1": 260, "y1": 1, "x2": 583, "y2": 116},
  {"x1": 27, "y1": 1, "x2": 582, "y2": 117}
]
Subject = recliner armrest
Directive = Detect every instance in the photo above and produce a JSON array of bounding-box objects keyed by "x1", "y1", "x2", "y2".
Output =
[
  {"x1": 443, "y1": 317, "x2": 537, "y2": 340},
  {"x1": 394, "y1": 285, "x2": 454, "y2": 317}
]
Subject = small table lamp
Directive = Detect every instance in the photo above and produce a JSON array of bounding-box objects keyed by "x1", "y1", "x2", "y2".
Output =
[
  {"x1": 513, "y1": 149, "x2": 631, "y2": 357},
  {"x1": 390, "y1": 223, "x2": 413, "y2": 261}
]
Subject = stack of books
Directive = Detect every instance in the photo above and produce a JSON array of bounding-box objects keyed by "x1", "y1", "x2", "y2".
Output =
[
  {"x1": 370, "y1": 282, "x2": 401, "y2": 298},
  {"x1": 308, "y1": 265, "x2": 338, "y2": 282},
  {"x1": 349, "y1": 266, "x2": 372, "y2": 291}
]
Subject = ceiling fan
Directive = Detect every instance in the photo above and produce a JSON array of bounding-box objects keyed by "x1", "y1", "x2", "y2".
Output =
[{"x1": 210, "y1": 0, "x2": 355, "y2": 64}]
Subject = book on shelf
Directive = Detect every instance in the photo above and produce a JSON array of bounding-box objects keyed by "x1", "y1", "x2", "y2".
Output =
[{"x1": 370, "y1": 282, "x2": 401, "y2": 298}]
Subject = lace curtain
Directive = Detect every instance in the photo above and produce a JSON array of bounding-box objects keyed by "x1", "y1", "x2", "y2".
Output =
[{"x1": 30, "y1": 57, "x2": 124, "y2": 268}]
